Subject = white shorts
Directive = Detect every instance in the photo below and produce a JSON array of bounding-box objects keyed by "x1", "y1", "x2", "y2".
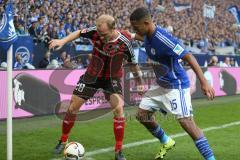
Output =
[{"x1": 139, "y1": 85, "x2": 193, "y2": 119}]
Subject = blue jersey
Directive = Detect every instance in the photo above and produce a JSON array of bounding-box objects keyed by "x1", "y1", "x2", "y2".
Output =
[{"x1": 144, "y1": 25, "x2": 190, "y2": 89}]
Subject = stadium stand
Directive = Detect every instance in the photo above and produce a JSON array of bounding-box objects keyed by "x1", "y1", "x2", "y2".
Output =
[{"x1": 0, "y1": 0, "x2": 240, "y2": 68}]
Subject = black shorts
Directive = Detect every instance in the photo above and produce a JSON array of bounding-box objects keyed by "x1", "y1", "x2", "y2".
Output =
[{"x1": 73, "y1": 75, "x2": 122, "y2": 101}]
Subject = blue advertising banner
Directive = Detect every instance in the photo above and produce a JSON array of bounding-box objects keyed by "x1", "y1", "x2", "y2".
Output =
[{"x1": 13, "y1": 36, "x2": 33, "y2": 67}]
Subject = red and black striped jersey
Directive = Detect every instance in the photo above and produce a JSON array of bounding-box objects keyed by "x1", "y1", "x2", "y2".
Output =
[{"x1": 80, "y1": 26, "x2": 136, "y2": 78}]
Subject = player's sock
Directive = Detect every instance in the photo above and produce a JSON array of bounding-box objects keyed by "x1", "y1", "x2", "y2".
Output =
[
  {"x1": 207, "y1": 157, "x2": 216, "y2": 160},
  {"x1": 113, "y1": 117, "x2": 125, "y2": 152},
  {"x1": 61, "y1": 110, "x2": 77, "y2": 142},
  {"x1": 149, "y1": 125, "x2": 169, "y2": 144},
  {"x1": 195, "y1": 136, "x2": 215, "y2": 160}
]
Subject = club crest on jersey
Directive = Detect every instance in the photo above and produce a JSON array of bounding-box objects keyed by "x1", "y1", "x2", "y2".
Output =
[
  {"x1": 173, "y1": 44, "x2": 184, "y2": 55},
  {"x1": 151, "y1": 48, "x2": 156, "y2": 55}
]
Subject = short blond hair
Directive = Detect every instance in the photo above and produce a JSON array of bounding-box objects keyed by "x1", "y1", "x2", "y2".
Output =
[{"x1": 96, "y1": 14, "x2": 116, "y2": 29}]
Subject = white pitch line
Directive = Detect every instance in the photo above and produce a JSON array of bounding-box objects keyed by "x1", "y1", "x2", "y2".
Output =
[
  {"x1": 51, "y1": 157, "x2": 96, "y2": 160},
  {"x1": 51, "y1": 121, "x2": 240, "y2": 159},
  {"x1": 86, "y1": 121, "x2": 240, "y2": 156}
]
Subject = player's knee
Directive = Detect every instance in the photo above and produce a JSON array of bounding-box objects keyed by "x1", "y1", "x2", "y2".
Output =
[
  {"x1": 68, "y1": 97, "x2": 84, "y2": 114},
  {"x1": 136, "y1": 110, "x2": 154, "y2": 123},
  {"x1": 109, "y1": 94, "x2": 124, "y2": 108},
  {"x1": 68, "y1": 104, "x2": 78, "y2": 114},
  {"x1": 178, "y1": 117, "x2": 192, "y2": 124},
  {"x1": 178, "y1": 117, "x2": 196, "y2": 130},
  {"x1": 113, "y1": 105, "x2": 124, "y2": 116},
  {"x1": 111, "y1": 104, "x2": 124, "y2": 114},
  {"x1": 136, "y1": 113, "x2": 142, "y2": 122},
  {"x1": 136, "y1": 112, "x2": 146, "y2": 123}
]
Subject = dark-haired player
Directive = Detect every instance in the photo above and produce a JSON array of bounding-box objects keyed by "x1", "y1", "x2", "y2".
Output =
[{"x1": 129, "y1": 7, "x2": 216, "y2": 160}]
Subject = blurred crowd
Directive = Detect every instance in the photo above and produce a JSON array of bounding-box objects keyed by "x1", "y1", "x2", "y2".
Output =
[
  {"x1": 5, "y1": 0, "x2": 238, "y2": 45},
  {"x1": 154, "y1": 0, "x2": 240, "y2": 50},
  {"x1": 7, "y1": 0, "x2": 144, "y2": 44},
  {"x1": 208, "y1": 55, "x2": 238, "y2": 67},
  {"x1": 0, "y1": 0, "x2": 240, "y2": 70}
]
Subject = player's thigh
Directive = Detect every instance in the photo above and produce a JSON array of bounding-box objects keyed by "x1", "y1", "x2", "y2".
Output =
[
  {"x1": 178, "y1": 117, "x2": 196, "y2": 129},
  {"x1": 73, "y1": 75, "x2": 99, "y2": 101},
  {"x1": 136, "y1": 108, "x2": 155, "y2": 122},
  {"x1": 68, "y1": 95, "x2": 86, "y2": 113},
  {"x1": 162, "y1": 88, "x2": 193, "y2": 118},
  {"x1": 109, "y1": 93, "x2": 124, "y2": 109},
  {"x1": 103, "y1": 78, "x2": 123, "y2": 102},
  {"x1": 139, "y1": 85, "x2": 165, "y2": 112}
]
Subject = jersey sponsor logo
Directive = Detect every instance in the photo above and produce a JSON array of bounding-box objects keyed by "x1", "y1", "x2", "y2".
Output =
[
  {"x1": 151, "y1": 48, "x2": 156, "y2": 55},
  {"x1": 173, "y1": 44, "x2": 184, "y2": 55}
]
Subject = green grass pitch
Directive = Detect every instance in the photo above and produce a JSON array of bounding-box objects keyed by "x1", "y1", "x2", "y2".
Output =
[{"x1": 0, "y1": 95, "x2": 240, "y2": 160}]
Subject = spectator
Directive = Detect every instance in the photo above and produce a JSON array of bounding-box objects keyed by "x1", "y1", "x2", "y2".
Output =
[
  {"x1": 62, "y1": 54, "x2": 74, "y2": 69},
  {"x1": 220, "y1": 57, "x2": 231, "y2": 67},
  {"x1": 208, "y1": 56, "x2": 218, "y2": 67},
  {"x1": 46, "y1": 59, "x2": 61, "y2": 69},
  {"x1": 85, "y1": 54, "x2": 92, "y2": 67},
  {"x1": 39, "y1": 24, "x2": 50, "y2": 47},
  {"x1": 0, "y1": 62, "x2": 7, "y2": 70},
  {"x1": 56, "y1": 51, "x2": 67, "y2": 66},
  {"x1": 23, "y1": 63, "x2": 35, "y2": 69},
  {"x1": 49, "y1": 26, "x2": 59, "y2": 39},
  {"x1": 230, "y1": 57, "x2": 238, "y2": 67},
  {"x1": 36, "y1": 16, "x2": 45, "y2": 34},
  {"x1": 14, "y1": 54, "x2": 23, "y2": 70},
  {"x1": 145, "y1": 0, "x2": 153, "y2": 11},
  {"x1": 14, "y1": 20, "x2": 25, "y2": 35},
  {"x1": 58, "y1": 23, "x2": 67, "y2": 39},
  {"x1": 28, "y1": 20, "x2": 39, "y2": 43},
  {"x1": 75, "y1": 57, "x2": 84, "y2": 69},
  {"x1": 39, "y1": 51, "x2": 51, "y2": 68}
]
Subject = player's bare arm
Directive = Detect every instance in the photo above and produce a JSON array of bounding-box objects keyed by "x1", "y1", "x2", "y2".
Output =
[
  {"x1": 182, "y1": 53, "x2": 215, "y2": 100},
  {"x1": 49, "y1": 30, "x2": 81, "y2": 50},
  {"x1": 129, "y1": 64, "x2": 143, "y2": 84},
  {"x1": 123, "y1": 30, "x2": 144, "y2": 42},
  {"x1": 128, "y1": 64, "x2": 145, "y2": 95},
  {"x1": 129, "y1": 33, "x2": 144, "y2": 41}
]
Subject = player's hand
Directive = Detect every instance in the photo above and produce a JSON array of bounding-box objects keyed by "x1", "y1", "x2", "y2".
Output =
[
  {"x1": 201, "y1": 82, "x2": 215, "y2": 100},
  {"x1": 121, "y1": 29, "x2": 136, "y2": 40},
  {"x1": 49, "y1": 39, "x2": 65, "y2": 50},
  {"x1": 124, "y1": 30, "x2": 132, "y2": 38}
]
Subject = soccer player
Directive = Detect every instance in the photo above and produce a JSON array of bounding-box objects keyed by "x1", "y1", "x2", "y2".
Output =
[
  {"x1": 49, "y1": 15, "x2": 143, "y2": 160},
  {"x1": 129, "y1": 7, "x2": 216, "y2": 160}
]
